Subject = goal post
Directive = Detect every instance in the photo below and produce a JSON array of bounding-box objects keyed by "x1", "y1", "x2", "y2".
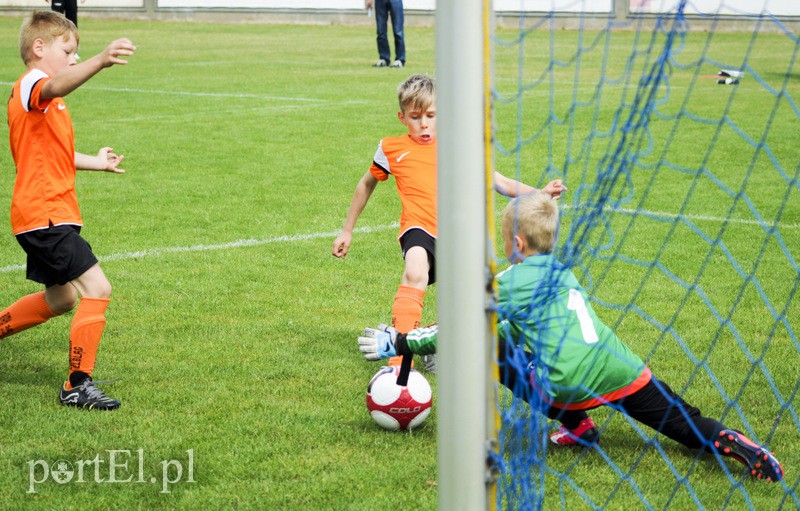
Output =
[{"x1": 436, "y1": 1, "x2": 497, "y2": 510}]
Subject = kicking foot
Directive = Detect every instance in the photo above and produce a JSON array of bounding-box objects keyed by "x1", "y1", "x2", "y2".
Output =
[{"x1": 59, "y1": 378, "x2": 121, "y2": 410}]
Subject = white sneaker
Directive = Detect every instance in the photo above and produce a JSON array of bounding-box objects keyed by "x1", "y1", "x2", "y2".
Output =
[
  {"x1": 373, "y1": 59, "x2": 388, "y2": 67},
  {"x1": 390, "y1": 59, "x2": 404, "y2": 68}
]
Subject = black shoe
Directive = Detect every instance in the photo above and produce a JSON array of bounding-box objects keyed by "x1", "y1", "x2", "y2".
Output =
[
  {"x1": 59, "y1": 378, "x2": 121, "y2": 410},
  {"x1": 714, "y1": 429, "x2": 783, "y2": 482}
]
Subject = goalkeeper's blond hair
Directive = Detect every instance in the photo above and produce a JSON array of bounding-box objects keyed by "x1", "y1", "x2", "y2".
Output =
[
  {"x1": 502, "y1": 192, "x2": 559, "y2": 255},
  {"x1": 397, "y1": 74, "x2": 435, "y2": 113}
]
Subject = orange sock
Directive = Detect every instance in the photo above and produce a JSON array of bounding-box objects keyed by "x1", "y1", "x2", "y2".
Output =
[
  {"x1": 0, "y1": 291, "x2": 57, "y2": 339},
  {"x1": 67, "y1": 297, "x2": 110, "y2": 388},
  {"x1": 389, "y1": 285, "x2": 425, "y2": 366}
]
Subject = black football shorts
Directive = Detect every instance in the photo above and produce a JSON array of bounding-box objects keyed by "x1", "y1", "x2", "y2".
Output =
[
  {"x1": 16, "y1": 225, "x2": 98, "y2": 287},
  {"x1": 400, "y1": 228, "x2": 436, "y2": 285}
]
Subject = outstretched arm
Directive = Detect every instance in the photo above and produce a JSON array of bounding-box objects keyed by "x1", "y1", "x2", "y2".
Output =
[
  {"x1": 42, "y1": 38, "x2": 136, "y2": 100},
  {"x1": 358, "y1": 324, "x2": 439, "y2": 361},
  {"x1": 493, "y1": 171, "x2": 567, "y2": 199},
  {"x1": 332, "y1": 171, "x2": 379, "y2": 258}
]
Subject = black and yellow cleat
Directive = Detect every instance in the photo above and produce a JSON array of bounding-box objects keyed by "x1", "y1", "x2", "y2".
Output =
[{"x1": 59, "y1": 378, "x2": 120, "y2": 411}]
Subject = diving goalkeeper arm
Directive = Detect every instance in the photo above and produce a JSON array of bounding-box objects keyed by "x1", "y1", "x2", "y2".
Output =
[{"x1": 357, "y1": 324, "x2": 439, "y2": 361}]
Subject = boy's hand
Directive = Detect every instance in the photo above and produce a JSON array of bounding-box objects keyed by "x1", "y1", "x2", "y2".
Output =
[
  {"x1": 542, "y1": 179, "x2": 567, "y2": 200},
  {"x1": 100, "y1": 38, "x2": 136, "y2": 68},
  {"x1": 97, "y1": 147, "x2": 125, "y2": 173},
  {"x1": 332, "y1": 232, "x2": 352, "y2": 258},
  {"x1": 358, "y1": 324, "x2": 398, "y2": 361}
]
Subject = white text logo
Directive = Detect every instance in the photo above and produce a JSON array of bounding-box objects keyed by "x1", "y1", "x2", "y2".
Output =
[{"x1": 27, "y1": 449, "x2": 195, "y2": 494}]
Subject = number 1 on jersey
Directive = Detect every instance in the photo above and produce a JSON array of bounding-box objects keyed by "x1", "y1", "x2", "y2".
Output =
[{"x1": 567, "y1": 289, "x2": 599, "y2": 344}]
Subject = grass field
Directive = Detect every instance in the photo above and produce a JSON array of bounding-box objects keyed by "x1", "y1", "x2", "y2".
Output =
[{"x1": 0, "y1": 13, "x2": 797, "y2": 511}]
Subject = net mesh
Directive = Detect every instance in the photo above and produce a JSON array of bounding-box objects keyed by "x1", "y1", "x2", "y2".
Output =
[{"x1": 489, "y1": 1, "x2": 799, "y2": 508}]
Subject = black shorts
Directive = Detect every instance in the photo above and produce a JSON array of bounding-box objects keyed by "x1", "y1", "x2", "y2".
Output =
[
  {"x1": 15, "y1": 225, "x2": 98, "y2": 287},
  {"x1": 400, "y1": 228, "x2": 436, "y2": 285}
]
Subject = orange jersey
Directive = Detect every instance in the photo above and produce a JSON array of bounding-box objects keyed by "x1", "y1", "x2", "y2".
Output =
[
  {"x1": 370, "y1": 135, "x2": 437, "y2": 239},
  {"x1": 7, "y1": 69, "x2": 80, "y2": 235}
]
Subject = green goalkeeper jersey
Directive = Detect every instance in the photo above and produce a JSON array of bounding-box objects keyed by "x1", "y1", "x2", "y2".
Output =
[
  {"x1": 496, "y1": 254, "x2": 648, "y2": 408},
  {"x1": 405, "y1": 324, "x2": 438, "y2": 355},
  {"x1": 402, "y1": 254, "x2": 650, "y2": 408}
]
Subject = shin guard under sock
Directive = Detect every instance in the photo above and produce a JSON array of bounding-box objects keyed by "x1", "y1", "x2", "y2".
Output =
[
  {"x1": 389, "y1": 286, "x2": 425, "y2": 366},
  {"x1": 0, "y1": 291, "x2": 57, "y2": 339},
  {"x1": 68, "y1": 297, "x2": 110, "y2": 387}
]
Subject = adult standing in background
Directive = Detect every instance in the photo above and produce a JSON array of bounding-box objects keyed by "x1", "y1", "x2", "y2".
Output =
[
  {"x1": 366, "y1": 0, "x2": 405, "y2": 68},
  {"x1": 47, "y1": 0, "x2": 85, "y2": 27}
]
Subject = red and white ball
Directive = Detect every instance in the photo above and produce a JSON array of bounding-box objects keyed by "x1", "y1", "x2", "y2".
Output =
[{"x1": 366, "y1": 366, "x2": 432, "y2": 431}]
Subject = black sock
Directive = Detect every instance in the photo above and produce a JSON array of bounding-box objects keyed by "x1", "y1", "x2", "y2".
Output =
[{"x1": 69, "y1": 371, "x2": 90, "y2": 388}]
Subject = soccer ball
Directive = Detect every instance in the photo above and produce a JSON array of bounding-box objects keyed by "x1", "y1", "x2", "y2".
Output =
[{"x1": 366, "y1": 366, "x2": 432, "y2": 431}]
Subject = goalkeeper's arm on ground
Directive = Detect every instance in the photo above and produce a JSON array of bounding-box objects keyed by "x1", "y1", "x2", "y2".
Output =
[{"x1": 357, "y1": 324, "x2": 438, "y2": 361}]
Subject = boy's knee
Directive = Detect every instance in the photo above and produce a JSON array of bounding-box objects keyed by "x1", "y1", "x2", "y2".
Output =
[
  {"x1": 80, "y1": 275, "x2": 112, "y2": 299},
  {"x1": 92, "y1": 282, "x2": 112, "y2": 300},
  {"x1": 402, "y1": 269, "x2": 428, "y2": 288},
  {"x1": 46, "y1": 293, "x2": 78, "y2": 315},
  {"x1": 53, "y1": 301, "x2": 78, "y2": 315}
]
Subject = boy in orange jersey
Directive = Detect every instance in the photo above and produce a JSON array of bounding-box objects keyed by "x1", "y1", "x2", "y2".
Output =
[
  {"x1": 332, "y1": 74, "x2": 566, "y2": 368},
  {"x1": 2, "y1": 11, "x2": 135, "y2": 410}
]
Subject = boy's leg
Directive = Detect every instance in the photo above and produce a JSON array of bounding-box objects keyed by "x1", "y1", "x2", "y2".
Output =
[
  {"x1": 546, "y1": 406, "x2": 589, "y2": 428},
  {"x1": 497, "y1": 338, "x2": 530, "y2": 401},
  {"x1": 496, "y1": 340, "x2": 599, "y2": 446},
  {"x1": 390, "y1": 246, "x2": 429, "y2": 366},
  {"x1": 613, "y1": 377, "x2": 782, "y2": 481},
  {"x1": 0, "y1": 291, "x2": 59, "y2": 339},
  {"x1": 58, "y1": 264, "x2": 120, "y2": 410},
  {"x1": 14, "y1": 226, "x2": 119, "y2": 409},
  {"x1": 389, "y1": 284, "x2": 425, "y2": 366},
  {"x1": 612, "y1": 377, "x2": 722, "y2": 450},
  {"x1": 547, "y1": 407, "x2": 599, "y2": 446},
  {"x1": 66, "y1": 264, "x2": 112, "y2": 387}
]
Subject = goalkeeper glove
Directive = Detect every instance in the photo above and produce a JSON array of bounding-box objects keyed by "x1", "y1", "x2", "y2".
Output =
[{"x1": 358, "y1": 323, "x2": 398, "y2": 361}]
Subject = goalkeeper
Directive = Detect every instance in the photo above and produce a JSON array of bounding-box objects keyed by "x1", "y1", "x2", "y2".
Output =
[{"x1": 357, "y1": 192, "x2": 783, "y2": 483}]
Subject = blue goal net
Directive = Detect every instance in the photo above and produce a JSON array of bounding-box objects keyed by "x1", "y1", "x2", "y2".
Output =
[{"x1": 489, "y1": 1, "x2": 799, "y2": 509}]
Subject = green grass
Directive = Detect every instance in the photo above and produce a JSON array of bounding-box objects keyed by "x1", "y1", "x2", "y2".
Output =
[{"x1": 0, "y1": 15, "x2": 796, "y2": 510}]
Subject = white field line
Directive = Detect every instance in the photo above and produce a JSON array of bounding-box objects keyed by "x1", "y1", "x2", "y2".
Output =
[
  {"x1": 0, "y1": 82, "x2": 371, "y2": 108},
  {"x1": 0, "y1": 82, "x2": 369, "y2": 124},
  {"x1": 563, "y1": 204, "x2": 800, "y2": 230},
  {"x1": 101, "y1": 102, "x2": 331, "y2": 124},
  {"x1": 89, "y1": 86, "x2": 326, "y2": 101},
  {"x1": 0, "y1": 223, "x2": 399, "y2": 274},
  {"x1": 2, "y1": 206, "x2": 796, "y2": 273},
  {"x1": 0, "y1": 82, "x2": 327, "y2": 102}
]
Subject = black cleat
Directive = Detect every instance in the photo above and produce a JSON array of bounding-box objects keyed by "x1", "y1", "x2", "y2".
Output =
[
  {"x1": 714, "y1": 429, "x2": 783, "y2": 482},
  {"x1": 59, "y1": 378, "x2": 121, "y2": 411}
]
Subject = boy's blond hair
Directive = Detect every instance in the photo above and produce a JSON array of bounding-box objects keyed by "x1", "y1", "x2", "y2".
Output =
[
  {"x1": 397, "y1": 74, "x2": 435, "y2": 114},
  {"x1": 502, "y1": 192, "x2": 559, "y2": 255},
  {"x1": 19, "y1": 11, "x2": 78, "y2": 65}
]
